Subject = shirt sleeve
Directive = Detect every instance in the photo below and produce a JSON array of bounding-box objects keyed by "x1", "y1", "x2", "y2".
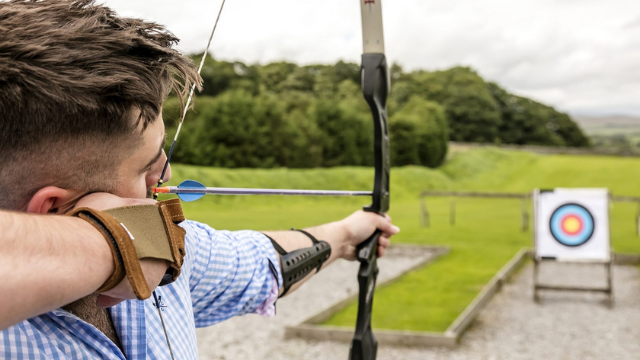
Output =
[{"x1": 181, "y1": 220, "x2": 282, "y2": 327}]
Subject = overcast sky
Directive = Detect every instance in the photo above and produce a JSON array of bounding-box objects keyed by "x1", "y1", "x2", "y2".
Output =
[{"x1": 102, "y1": 0, "x2": 640, "y2": 117}]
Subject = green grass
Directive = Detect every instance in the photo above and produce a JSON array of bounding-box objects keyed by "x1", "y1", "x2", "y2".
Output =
[
  {"x1": 324, "y1": 198, "x2": 530, "y2": 332},
  {"x1": 169, "y1": 148, "x2": 640, "y2": 332}
]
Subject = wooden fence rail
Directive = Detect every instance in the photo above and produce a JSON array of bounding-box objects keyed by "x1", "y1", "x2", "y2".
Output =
[{"x1": 419, "y1": 190, "x2": 640, "y2": 233}]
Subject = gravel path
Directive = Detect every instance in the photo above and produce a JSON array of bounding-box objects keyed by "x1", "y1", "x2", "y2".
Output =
[{"x1": 197, "y1": 254, "x2": 640, "y2": 360}]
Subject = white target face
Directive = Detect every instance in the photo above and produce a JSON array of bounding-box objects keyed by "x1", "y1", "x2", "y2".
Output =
[{"x1": 535, "y1": 188, "x2": 610, "y2": 261}]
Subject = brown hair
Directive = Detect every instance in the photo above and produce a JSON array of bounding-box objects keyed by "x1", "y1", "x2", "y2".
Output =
[{"x1": 0, "y1": 0, "x2": 201, "y2": 209}]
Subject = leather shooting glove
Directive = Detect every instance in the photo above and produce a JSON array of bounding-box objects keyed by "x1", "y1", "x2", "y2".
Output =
[{"x1": 68, "y1": 199, "x2": 186, "y2": 299}]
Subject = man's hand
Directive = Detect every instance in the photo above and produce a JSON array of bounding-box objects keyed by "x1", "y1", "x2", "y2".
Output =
[
  {"x1": 74, "y1": 193, "x2": 169, "y2": 308},
  {"x1": 337, "y1": 210, "x2": 399, "y2": 261}
]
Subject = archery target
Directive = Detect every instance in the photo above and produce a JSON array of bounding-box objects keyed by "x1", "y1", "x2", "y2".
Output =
[
  {"x1": 549, "y1": 204, "x2": 594, "y2": 247},
  {"x1": 535, "y1": 188, "x2": 609, "y2": 261}
]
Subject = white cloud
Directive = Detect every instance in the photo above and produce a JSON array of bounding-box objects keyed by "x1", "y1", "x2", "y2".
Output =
[{"x1": 101, "y1": 0, "x2": 640, "y2": 116}]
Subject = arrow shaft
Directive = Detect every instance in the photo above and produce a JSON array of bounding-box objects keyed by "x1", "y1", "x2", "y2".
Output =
[{"x1": 159, "y1": 187, "x2": 372, "y2": 197}]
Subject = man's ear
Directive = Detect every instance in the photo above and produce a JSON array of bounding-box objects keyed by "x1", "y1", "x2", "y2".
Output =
[{"x1": 26, "y1": 186, "x2": 85, "y2": 214}]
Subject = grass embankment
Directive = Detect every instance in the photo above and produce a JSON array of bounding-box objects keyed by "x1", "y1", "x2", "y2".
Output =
[{"x1": 170, "y1": 148, "x2": 640, "y2": 332}]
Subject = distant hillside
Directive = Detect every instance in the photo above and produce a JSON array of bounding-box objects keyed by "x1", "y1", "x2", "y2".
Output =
[
  {"x1": 573, "y1": 115, "x2": 640, "y2": 149},
  {"x1": 573, "y1": 115, "x2": 640, "y2": 134}
]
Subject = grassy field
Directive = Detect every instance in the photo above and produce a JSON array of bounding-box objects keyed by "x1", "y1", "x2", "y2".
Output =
[{"x1": 169, "y1": 148, "x2": 640, "y2": 332}]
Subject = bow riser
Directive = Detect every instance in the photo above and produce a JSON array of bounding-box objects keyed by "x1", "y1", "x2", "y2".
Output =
[{"x1": 361, "y1": 53, "x2": 390, "y2": 216}]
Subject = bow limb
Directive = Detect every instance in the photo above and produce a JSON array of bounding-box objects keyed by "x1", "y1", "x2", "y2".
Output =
[{"x1": 349, "y1": 1, "x2": 390, "y2": 360}]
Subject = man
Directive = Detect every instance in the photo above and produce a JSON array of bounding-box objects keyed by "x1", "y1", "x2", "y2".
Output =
[{"x1": 0, "y1": 0, "x2": 398, "y2": 359}]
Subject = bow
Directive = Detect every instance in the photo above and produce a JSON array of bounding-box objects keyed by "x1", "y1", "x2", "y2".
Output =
[
  {"x1": 154, "y1": 2, "x2": 390, "y2": 359},
  {"x1": 349, "y1": 1, "x2": 389, "y2": 359}
]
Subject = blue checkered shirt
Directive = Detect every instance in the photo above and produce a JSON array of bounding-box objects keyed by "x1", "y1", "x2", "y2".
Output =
[{"x1": 0, "y1": 220, "x2": 282, "y2": 359}]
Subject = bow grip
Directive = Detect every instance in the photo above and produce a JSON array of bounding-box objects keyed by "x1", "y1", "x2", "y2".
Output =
[
  {"x1": 351, "y1": 228, "x2": 380, "y2": 360},
  {"x1": 357, "y1": 229, "x2": 380, "y2": 263}
]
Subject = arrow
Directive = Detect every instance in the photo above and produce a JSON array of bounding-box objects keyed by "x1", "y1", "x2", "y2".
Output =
[{"x1": 153, "y1": 180, "x2": 373, "y2": 202}]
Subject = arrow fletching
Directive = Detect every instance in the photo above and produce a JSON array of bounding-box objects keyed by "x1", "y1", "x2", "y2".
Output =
[{"x1": 177, "y1": 179, "x2": 206, "y2": 202}]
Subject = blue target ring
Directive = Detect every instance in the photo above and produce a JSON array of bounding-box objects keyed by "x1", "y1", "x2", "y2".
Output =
[{"x1": 549, "y1": 203, "x2": 595, "y2": 247}]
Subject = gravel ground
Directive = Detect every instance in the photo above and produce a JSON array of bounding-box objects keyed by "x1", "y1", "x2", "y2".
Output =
[{"x1": 197, "y1": 254, "x2": 640, "y2": 360}]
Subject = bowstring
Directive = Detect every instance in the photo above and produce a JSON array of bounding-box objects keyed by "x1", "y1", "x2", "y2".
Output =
[
  {"x1": 151, "y1": 2, "x2": 226, "y2": 359},
  {"x1": 153, "y1": 290, "x2": 175, "y2": 360},
  {"x1": 154, "y1": 0, "x2": 227, "y2": 199}
]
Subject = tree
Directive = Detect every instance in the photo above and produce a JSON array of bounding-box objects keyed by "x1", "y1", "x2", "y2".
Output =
[
  {"x1": 488, "y1": 82, "x2": 590, "y2": 147},
  {"x1": 193, "y1": 55, "x2": 259, "y2": 97},
  {"x1": 258, "y1": 62, "x2": 298, "y2": 92},
  {"x1": 392, "y1": 67, "x2": 502, "y2": 143},
  {"x1": 162, "y1": 60, "x2": 589, "y2": 170},
  {"x1": 313, "y1": 80, "x2": 372, "y2": 167},
  {"x1": 389, "y1": 96, "x2": 448, "y2": 168}
]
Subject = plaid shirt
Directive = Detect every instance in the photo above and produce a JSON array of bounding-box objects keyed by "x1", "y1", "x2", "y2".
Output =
[{"x1": 0, "y1": 220, "x2": 282, "y2": 359}]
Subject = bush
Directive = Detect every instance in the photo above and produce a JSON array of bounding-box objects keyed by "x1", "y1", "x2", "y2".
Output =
[
  {"x1": 161, "y1": 60, "x2": 588, "y2": 169},
  {"x1": 312, "y1": 80, "x2": 372, "y2": 167},
  {"x1": 163, "y1": 91, "x2": 321, "y2": 168},
  {"x1": 389, "y1": 67, "x2": 502, "y2": 143},
  {"x1": 390, "y1": 96, "x2": 449, "y2": 168}
]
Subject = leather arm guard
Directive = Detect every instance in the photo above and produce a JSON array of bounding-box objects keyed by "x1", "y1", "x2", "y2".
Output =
[
  {"x1": 68, "y1": 199, "x2": 186, "y2": 300},
  {"x1": 267, "y1": 230, "x2": 331, "y2": 297}
]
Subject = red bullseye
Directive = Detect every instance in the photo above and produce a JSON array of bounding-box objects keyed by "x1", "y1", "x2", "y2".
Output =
[{"x1": 560, "y1": 214, "x2": 583, "y2": 235}]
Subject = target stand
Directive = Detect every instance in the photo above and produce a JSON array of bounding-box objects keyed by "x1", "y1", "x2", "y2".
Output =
[{"x1": 532, "y1": 188, "x2": 613, "y2": 307}]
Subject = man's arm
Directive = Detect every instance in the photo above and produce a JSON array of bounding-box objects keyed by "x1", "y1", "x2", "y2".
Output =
[
  {"x1": 262, "y1": 210, "x2": 398, "y2": 296},
  {"x1": 186, "y1": 210, "x2": 398, "y2": 326},
  {"x1": 0, "y1": 193, "x2": 170, "y2": 330},
  {"x1": 0, "y1": 211, "x2": 113, "y2": 330}
]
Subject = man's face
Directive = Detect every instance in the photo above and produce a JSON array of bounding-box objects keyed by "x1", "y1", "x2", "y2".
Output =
[{"x1": 116, "y1": 114, "x2": 171, "y2": 199}]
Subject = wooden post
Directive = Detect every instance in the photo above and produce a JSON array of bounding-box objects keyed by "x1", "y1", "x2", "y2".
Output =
[
  {"x1": 521, "y1": 198, "x2": 529, "y2": 232},
  {"x1": 606, "y1": 257, "x2": 613, "y2": 308},
  {"x1": 636, "y1": 202, "x2": 640, "y2": 237},
  {"x1": 450, "y1": 199, "x2": 455, "y2": 226},
  {"x1": 533, "y1": 257, "x2": 540, "y2": 303},
  {"x1": 420, "y1": 195, "x2": 430, "y2": 228}
]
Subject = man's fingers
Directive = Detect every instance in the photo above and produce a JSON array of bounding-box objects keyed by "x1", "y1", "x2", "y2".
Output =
[
  {"x1": 378, "y1": 236, "x2": 390, "y2": 249},
  {"x1": 377, "y1": 246, "x2": 385, "y2": 258},
  {"x1": 375, "y1": 214, "x2": 394, "y2": 258},
  {"x1": 377, "y1": 236, "x2": 390, "y2": 258},
  {"x1": 376, "y1": 213, "x2": 399, "y2": 237},
  {"x1": 340, "y1": 210, "x2": 399, "y2": 261}
]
